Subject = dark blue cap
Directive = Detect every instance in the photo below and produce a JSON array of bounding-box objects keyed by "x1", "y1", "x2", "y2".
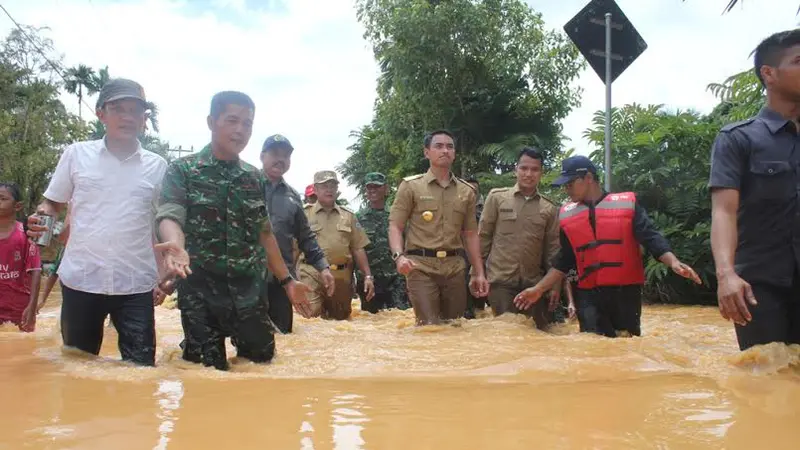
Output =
[
  {"x1": 551, "y1": 155, "x2": 597, "y2": 186},
  {"x1": 261, "y1": 134, "x2": 294, "y2": 153}
]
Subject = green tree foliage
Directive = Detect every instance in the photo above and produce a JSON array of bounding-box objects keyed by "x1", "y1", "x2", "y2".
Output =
[
  {"x1": 339, "y1": 0, "x2": 584, "y2": 198},
  {"x1": 0, "y1": 27, "x2": 88, "y2": 217},
  {"x1": 707, "y1": 69, "x2": 764, "y2": 121}
]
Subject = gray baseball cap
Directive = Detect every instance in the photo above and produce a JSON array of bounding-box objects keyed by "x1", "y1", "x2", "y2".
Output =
[{"x1": 96, "y1": 78, "x2": 147, "y2": 109}]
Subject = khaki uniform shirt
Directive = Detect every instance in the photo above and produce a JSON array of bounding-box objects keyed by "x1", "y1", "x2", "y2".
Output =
[
  {"x1": 478, "y1": 185, "x2": 560, "y2": 286},
  {"x1": 389, "y1": 169, "x2": 478, "y2": 276},
  {"x1": 300, "y1": 202, "x2": 369, "y2": 279}
]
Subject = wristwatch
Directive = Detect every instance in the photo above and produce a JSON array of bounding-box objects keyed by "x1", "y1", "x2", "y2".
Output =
[
  {"x1": 279, "y1": 275, "x2": 294, "y2": 287},
  {"x1": 392, "y1": 251, "x2": 404, "y2": 261}
]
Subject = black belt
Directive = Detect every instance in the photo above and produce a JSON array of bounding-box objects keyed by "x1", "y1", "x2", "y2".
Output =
[
  {"x1": 406, "y1": 249, "x2": 459, "y2": 258},
  {"x1": 328, "y1": 263, "x2": 351, "y2": 271}
]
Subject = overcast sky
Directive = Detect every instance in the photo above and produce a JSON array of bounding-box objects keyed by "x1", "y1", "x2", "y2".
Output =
[{"x1": 0, "y1": 0, "x2": 794, "y2": 207}]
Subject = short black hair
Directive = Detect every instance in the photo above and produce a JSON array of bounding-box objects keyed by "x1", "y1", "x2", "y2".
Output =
[
  {"x1": 423, "y1": 129, "x2": 456, "y2": 148},
  {"x1": 754, "y1": 29, "x2": 800, "y2": 88},
  {"x1": 517, "y1": 146, "x2": 545, "y2": 164},
  {"x1": 209, "y1": 91, "x2": 255, "y2": 119},
  {"x1": 0, "y1": 182, "x2": 21, "y2": 202}
]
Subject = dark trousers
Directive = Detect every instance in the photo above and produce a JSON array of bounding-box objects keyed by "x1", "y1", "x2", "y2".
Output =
[
  {"x1": 60, "y1": 283, "x2": 156, "y2": 366},
  {"x1": 735, "y1": 279, "x2": 800, "y2": 351},
  {"x1": 266, "y1": 277, "x2": 293, "y2": 333},
  {"x1": 178, "y1": 268, "x2": 274, "y2": 370},
  {"x1": 575, "y1": 285, "x2": 642, "y2": 338}
]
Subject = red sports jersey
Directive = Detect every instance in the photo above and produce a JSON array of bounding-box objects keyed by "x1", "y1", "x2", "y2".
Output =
[{"x1": 0, "y1": 222, "x2": 41, "y2": 324}]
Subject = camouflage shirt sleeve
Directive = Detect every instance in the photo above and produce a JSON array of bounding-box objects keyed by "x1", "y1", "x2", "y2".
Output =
[
  {"x1": 257, "y1": 174, "x2": 272, "y2": 235},
  {"x1": 155, "y1": 160, "x2": 188, "y2": 228},
  {"x1": 350, "y1": 215, "x2": 370, "y2": 251}
]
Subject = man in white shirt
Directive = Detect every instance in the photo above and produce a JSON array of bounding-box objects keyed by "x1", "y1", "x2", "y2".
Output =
[{"x1": 28, "y1": 79, "x2": 167, "y2": 366}]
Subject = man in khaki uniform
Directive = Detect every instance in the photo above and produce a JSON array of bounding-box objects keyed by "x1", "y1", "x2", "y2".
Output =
[
  {"x1": 298, "y1": 170, "x2": 374, "y2": 319},
  {"x1": 478, "y1": 147, "x2": 561, "y2": 329},
  {"x1": 389, "y1": 130, "x2": 489, "y2": 325}
]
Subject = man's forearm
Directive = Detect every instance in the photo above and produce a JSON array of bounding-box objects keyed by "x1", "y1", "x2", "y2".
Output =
[
  {"x1": 538, "y1": 268, "x2": 566, "y2": 292},
  {"x1": 463, "y1": 232, "x2": 484, "y2": 277},
  {"x1": 262, "y1": 232, "x2": 291, "y2": 280},
  {"x1": 711, "y1": 208, "x2": 738, "y2": 275},
  {"x1": 658, "y1": 251, "x2": 679, "y2": 266},
  {"x1": 353, "y1": 249, "x2": 371, "y2": 277},
  {"x1": 388, "y1": 222, "x2": 404, "y2": 254},
  {"x1": 158, "y1": 219, "x2": 185, "y2": 247}
]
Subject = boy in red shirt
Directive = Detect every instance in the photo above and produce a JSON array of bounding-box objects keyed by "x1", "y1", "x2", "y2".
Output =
[{"x1": 0, "y1": 182, "x2": 41, "y2": 331}]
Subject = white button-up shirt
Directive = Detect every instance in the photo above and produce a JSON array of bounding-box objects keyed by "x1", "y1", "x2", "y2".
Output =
[{"x1": 44, "y1": 139, "x2": 168, "y2": 295}]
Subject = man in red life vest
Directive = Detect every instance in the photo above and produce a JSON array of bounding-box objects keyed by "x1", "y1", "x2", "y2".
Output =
[{"x1": 513, "y1": 156, "x2": 701, "y2": 337}]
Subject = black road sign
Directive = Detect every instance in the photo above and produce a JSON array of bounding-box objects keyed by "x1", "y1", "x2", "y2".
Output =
[{"x1": 564, "y1": 0, "x2": 647, "y2": 84}]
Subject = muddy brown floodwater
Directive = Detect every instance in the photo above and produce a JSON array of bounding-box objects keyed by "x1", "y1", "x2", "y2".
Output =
[{"x1": 2, "y1": 286, "x2": 800, "y2": 450}]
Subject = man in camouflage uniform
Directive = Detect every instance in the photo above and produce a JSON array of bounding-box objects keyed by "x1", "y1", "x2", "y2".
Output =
[
  {"x1": 356, "y1": 172, "x2": 410, "y2": 313},
  {"x1": 155, "y1": 91, "x2": 310, "y2": 371},
  {"x1": 298, "y1": 170, "x2": 375, "y2": 319}
]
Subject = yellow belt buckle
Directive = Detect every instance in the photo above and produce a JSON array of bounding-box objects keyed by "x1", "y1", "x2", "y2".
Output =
[
  {"x1": 436, "y1": 250, "x2": 447, "y2": 259},
  {"x1": 330, "y1": 264, "x2": 339, "y2": 270}
]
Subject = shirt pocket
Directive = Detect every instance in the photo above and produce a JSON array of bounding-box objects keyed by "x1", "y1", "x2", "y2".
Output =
[
  {"x1": 242, "y1": 195, "x2": 267, "y2": 239},
  {"x1": 130, "y1": 180, "x2": 156, "y2": 210},
  {"x1": 336, "y1": 222, "x2": 353, "y2": 252},
  {"x1": 748, "y1": 160, "x2": 793, "y2": 201},
  {"x1": 186, "y1": 181, "x2": 220, "y2": 236},
  {"x1": 75, "y1": 173, "x2": 106, "y2": 195},
  {"x1": 497, "y1": 209, "x2": 518, "y2": 235}
]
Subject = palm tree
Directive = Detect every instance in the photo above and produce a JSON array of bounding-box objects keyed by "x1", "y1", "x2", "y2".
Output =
[
  {"x1": 93, "y1": 65, "x2": 110, "y2": 90},
  {"x1": 64, "y1": 64, "x2": 99, "y2": 119}
]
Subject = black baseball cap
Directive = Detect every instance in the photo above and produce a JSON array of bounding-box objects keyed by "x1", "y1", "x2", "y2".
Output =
[
  {"x1": 261, "y1": 134, "x2": 294, "y2": 153},
  {"x1": 551, "y1": 155, "x2": 597, "y2": 186},
  {"x1": 96, "y1": 78, "x2": 147, "y2": 109}
]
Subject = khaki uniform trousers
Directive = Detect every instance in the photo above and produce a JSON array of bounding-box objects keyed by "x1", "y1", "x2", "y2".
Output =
[
  {"x1": 489, "y1": 282, "x2": 550, "y2": 330},
  {"x1": 406, "y1": 255, "x2": 467, "y2": 325},
  {"x1": 299, "y1": 263, "x2": 354, "y2": 320}
]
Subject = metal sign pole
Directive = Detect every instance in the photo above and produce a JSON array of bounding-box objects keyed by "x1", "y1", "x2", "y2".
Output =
[{"x1": 604, "y1": 12, "x2": 612, "y2": 192}]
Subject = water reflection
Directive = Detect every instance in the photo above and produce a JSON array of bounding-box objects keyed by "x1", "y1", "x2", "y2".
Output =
[
  {"x1": 331, "y1": 393, "x2": 368, "y2": 450},
  {"x1": 154, "y1": 379, "x2": 184, "y2": 450}
]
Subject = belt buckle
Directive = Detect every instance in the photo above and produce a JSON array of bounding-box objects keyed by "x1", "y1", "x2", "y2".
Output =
[
  {"x1": 436, "y1": 250, "x2": 447, "y2": 259},
  {"x1": 330, "y1": 264, "x2": 339, "y2": 270}
]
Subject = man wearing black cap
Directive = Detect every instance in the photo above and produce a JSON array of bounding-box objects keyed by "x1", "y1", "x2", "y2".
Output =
[
  {"x1": 513, "y1": 155, "x2": 701, "y2": 337},
  {"x1": 27, "y1": 78, "x2": 168, "y2": 366},
  {"x1": 260, "y1": 134, "x2": 334, "y2": 333}
]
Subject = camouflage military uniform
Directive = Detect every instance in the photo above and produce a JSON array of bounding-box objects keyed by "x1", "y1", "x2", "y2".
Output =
[
  {"x1": 357, "y1": 205, "x2": 410, "y2": 312},
  {"x1": 156, "y1": 145, "x2": 275, "y2": 371}
]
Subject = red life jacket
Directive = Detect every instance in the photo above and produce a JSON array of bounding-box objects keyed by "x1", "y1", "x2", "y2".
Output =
[{"x1": 559, "y1": 192, "x2": 645, "y2": 289}]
